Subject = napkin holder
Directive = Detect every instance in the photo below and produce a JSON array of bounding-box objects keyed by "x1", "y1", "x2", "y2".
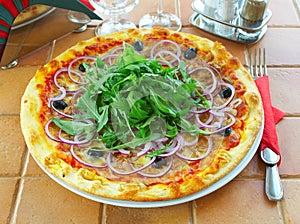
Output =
[{"x1": 0, "y1": 0, "x2": 101, "y2": 69}]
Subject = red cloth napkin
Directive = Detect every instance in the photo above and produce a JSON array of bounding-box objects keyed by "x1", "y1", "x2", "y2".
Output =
[
  {"x1": 254, "y1": 76, "x2": 285, "y2": 165},
  {"x1": 80, "y1": 0, "x2": 95, "y2": 11}
]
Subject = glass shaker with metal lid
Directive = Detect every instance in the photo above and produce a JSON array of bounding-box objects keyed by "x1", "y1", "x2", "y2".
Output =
[{"x1": 241, "y1": 0, "x2": 268, "y2": 22}]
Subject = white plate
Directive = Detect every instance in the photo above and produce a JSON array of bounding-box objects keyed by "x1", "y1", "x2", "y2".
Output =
[{"x1": 34, "y1": 120, "x2": 263, "y2": 208}]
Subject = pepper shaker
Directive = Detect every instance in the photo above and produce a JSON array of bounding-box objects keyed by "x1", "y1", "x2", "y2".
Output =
[
  {"x1": 237, "y1": 0, "x2": 269, "y2": 42},
  {"x1": 241, "y1": 0, "x2": 268, "y2": 22}
]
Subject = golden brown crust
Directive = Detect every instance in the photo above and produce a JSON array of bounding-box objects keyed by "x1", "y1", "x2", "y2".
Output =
[{"x1": 21, "y1": 27, "x2": 262, "y2": 202}]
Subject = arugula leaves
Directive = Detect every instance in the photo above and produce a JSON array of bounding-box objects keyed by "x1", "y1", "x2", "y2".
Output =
[{"x1": 52, "y1": 43, "x2": 211, "y2": 153}]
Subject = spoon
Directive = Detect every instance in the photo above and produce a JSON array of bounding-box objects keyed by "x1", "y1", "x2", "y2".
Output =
[{"x1": 260, "y1": 147, "x2": 283, "y2": 201}]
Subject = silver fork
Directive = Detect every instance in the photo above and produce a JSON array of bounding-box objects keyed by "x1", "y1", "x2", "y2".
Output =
[
  {"x1": 249, "y1": 48, "x2": 283, "y2": 201},
  {"x1": 249, "y1": 48, "x2": 267, "y2": 79}
]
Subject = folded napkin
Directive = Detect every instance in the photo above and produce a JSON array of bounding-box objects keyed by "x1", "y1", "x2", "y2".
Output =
[
  {"x1": 254, "y1": 76, "x2": 285, "y2": 165},
  {"x1": 80, "y1": 0, "x2": 95, "y2": 11}
]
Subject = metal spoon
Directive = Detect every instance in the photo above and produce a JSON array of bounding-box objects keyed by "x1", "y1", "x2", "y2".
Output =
[{"x1": 260, "y1": 147, "x2": 283, "y2": 201}]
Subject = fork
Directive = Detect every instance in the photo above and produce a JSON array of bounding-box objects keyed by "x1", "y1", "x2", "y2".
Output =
[
  {"x1": 249, "y1": 48, "x2": 267, "y2": 79},
  {"x1": 249, "y1": 48, "x2": 284, "y2": 201}
]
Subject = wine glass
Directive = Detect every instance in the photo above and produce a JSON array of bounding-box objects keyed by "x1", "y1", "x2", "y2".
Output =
[
  {"x1": 67, "y1": 10, "x2": 91, "y2": 32},
  {"x1": 139, "y1": 0, "x2": 182, "y2": 31},
  {"x1": 90, "y1": 0, "x2": 139, "y2": 36}
]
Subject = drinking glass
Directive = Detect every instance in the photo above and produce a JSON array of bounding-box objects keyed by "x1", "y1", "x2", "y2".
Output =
[
  {"x1": 90, "y1": 0, "x2": 139, "y2": 35},
  {"x1": 139, "y1": 0, "x2": 182, "y2": 31}
]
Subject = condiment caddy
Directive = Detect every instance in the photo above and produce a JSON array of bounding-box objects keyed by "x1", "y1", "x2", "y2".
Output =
[{"x1": 190, "y1": 0, "x2": 272, "y2": 44}]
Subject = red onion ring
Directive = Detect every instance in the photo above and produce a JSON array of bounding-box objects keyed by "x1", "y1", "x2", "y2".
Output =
[
  {"x1": 70, "y1": 145, "x2": 108, "y2": 168},
  {"x1": 160, "y1": 134, "x2": 184, "y2": 157},
  {"x1": 150, "y1": 40, "x2": 181, "y2": 60},
  {"x1": 183, "y1": 134, "x2": 199, "y2": 146},
  {"x1": 153, "y1": 50, "x2": 181, "y2": 66},
  {"x1": 58, "y1": 129, "x2": 92, "y2": 145},
  {"x1": 137, "y1": 142, "x2": 154, "y2": 157},
  {"x1": 50, "y1": 101, "x2": 74, "y2": 118},
  {"x1": 189, "y1": 66, "x2": 218, "y2": 94},
  {"x1": 212, "y1": 82, "x2": 235, "y2": 110},
  {"x1": 118, "y1": 148, "x2": 131, "y2": 155},
  {"x1": 44, "y1": 118, "x2": 61, "y2": 142},
  {"x1": 67, "y1": 68, "x2": 85, "y2": 84},
  {"x1": 68, "y1": 56, "x2": 97, "y2": 84},
  {"x1": 176, "y1": 136, "x2": 213, "y2": 161},
  {"x1": 48, "y1": 87, "x2": 67, "y2": 108},
  {"x1": 53, "y1": 68, "x2": 68, "y2": 88},
  {"x1": 195, "y1": 113, "x2": 220, "y2": 129},
  {"x1": 106, "y1": 152, "x2": 156, "y2": 175},
  {"x1": 101, "y1": 53, "x2": 120, "y2": 65},
  {"x1": 138, "y1": 157, "x2": 173, "y2": 178},
  {"x1": 209, "y1": 112, "x2": 236, "y2": 134}
]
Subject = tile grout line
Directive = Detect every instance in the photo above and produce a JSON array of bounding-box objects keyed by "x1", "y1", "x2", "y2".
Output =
[
  {"x1": 191, "y1": 200, "x2": 197, "y2": 224},
  {"x1": 46, "y1": 40, "x2": 56, "y2": 63},
  {"x1": 277, "y1": 185, "x2": 292, "y2": 224},
  {"x1": 8, "y1": 150, "x2": 30, "y2": 224},
  {"x1": 292, "y1": 0, "x2": 300, "y2": 21},
  {"x1": 277, "y1": 201, "x2": 286, "y2": 224},
  {"x1": 100, "y1": 203, "x2": 108, "y2": 224}
]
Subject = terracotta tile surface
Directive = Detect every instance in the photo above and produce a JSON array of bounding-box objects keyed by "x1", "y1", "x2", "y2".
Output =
[
  {"x1": 0, "y1": 66, "x2": 38, "y2": 115},
  {"x1": 103, "y1": 203, "x2": 192, "y2": 224},
  {"x1": 16, "y1": 178, "x2": 102, "y2": 224},
  {"x1": 281, "y1": 180, "x2": 300, "y2": 223},
  {"x1": 267, "y1": 68, "x2": 300, "y2": 114},
  {"x1": 25, "y1": 155, "x2": 48, "y2": 177},
  {"x1": 194, "y1": 180, "x2": 281, "y2": 224},
  {"x1": 269, "y1": 0, "x2": 300, "y2": 26},
  {"x1": 276, "y1": 118, "x2": 300, "y2": 176},
  {"x1": 0, "y1": 117, "x2": 26, "y2": 176},
  {"x1": 250, "y1": 28, "x2": 300, "y2": 66},
  {"x1": 0, "y1": 178, "x2": 18, "y2": 223},
  {"x1": 0, "y1": 0, "x2": 299, "y2": 223}
]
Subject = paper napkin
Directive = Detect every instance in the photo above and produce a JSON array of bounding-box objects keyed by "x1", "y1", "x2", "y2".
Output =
[{"x1": 254, "y1": 76, "x2": 285, "y2": 165}]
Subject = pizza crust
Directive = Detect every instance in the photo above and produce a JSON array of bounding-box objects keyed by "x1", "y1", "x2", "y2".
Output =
[{"x1": 21, "y1": 27, "x2": 262, "y2": 201}]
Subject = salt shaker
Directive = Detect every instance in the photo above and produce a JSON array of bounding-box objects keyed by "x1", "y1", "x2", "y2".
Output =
[
  {"x1": 202, "y1": 0, "x2": 218, "y2": 26},
  {"x1": 215, "y1": 0, "x2": 239, "y2": 37},
  {"x1": 203, "y1": 0, "x2": 218, "y2": 18}
]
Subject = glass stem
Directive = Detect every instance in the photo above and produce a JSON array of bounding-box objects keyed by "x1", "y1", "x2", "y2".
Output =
[
  {"x1": 157, "y1": 0, "x2": 163, "y2": 15},
  {"x1": 111, "y1": 14, "x2": 121, "y2": 24}
]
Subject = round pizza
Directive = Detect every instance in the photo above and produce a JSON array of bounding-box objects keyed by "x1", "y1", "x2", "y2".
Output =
[{"x1": 20, "y1": 27, "x2": 263, "y2": 202}]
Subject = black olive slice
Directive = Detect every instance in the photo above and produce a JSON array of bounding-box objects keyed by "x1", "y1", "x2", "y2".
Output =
[
  {"x1": 220, "y1": 127, "x2": 232, "y2": 137},
  {"x1": 219, "y1": 87, "x2": 232, "y2": 98},
  {"x1": 78, "y1": 63, "x2": 86, "y2": 72},
  {"x1": 133, "y1": 40, "x2": 144, "y2": 51},
  {"x1": 52, "y1": 100, "x2": 68, "y2": 110},
  {"x1": 152, "y1": 157, "x2": 167, "y2": 169},
  {"x1": 87, "y1": 147, "x2": 104, "y2": 158},
  {"x1": 184, "y1": 48, "x2": 197, "y2": 60}
]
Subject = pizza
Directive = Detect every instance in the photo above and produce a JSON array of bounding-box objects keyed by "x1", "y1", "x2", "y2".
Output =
[
  {"x1": 20, "y1": 27, "x2": 263, "y2": 202},
  {"x1": 13, "y1": 5, "x2": 53, "y2": 27}
]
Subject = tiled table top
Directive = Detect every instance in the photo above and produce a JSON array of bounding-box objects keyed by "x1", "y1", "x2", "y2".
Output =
[{"x1": 0, "y1": 0, "x2": 300, "y2": 223}]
